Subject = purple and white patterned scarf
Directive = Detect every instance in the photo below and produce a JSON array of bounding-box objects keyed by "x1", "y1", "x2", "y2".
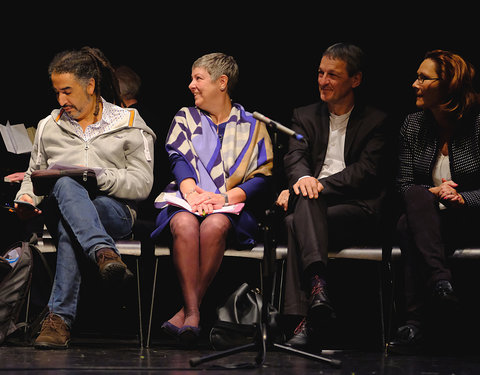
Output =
[{"x1": 155, "y1": 103, "x2": 273, "y2": 208}]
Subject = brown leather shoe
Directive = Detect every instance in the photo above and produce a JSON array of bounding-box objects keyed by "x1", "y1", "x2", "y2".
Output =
[
  {"x1": 34, "y1": 313, "x2": 70, "y2": 349},
  {"x1": 96, "y1": 248, "x2": 133, "y2": 282}
]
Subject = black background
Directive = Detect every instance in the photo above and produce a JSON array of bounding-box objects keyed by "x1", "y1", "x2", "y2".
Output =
[
  {"x1": 2, "y1": 3, "x2": 480, "y2": 339},
  {"x1": 2, "y1": 5, "x2": 479, "y2": 180}
]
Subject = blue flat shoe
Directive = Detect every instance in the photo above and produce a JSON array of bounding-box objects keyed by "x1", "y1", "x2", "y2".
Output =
[
  {"x1": 178, "y1": 325, "x2": 201, "y2": 346},
  {"x1": 161, "y1": 321, "x2": 181, "y2": 338}
]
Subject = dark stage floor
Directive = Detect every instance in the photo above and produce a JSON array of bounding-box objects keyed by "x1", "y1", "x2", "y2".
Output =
[{"x1": 2, "y1": 342, "x2": 480, "y2": 374}]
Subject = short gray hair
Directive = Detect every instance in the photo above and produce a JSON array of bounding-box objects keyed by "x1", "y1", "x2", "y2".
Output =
[
  {"x1": 192, "y1": 53, "x2": 239, "y2": 95},
  {"x1": 323, "y1": 43, "x2": 366, "y2": 77}
]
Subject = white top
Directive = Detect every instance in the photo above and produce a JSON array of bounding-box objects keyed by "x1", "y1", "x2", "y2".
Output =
[
  {"x1": 296, "y1": 108, "x2": 353, "y2": 184},
  {"x1": 317, "y1": 109, "x2": 352, "y2": 179},
  {"x1": 432, "y1": 152, "x2": 451, "y2": 186},
  {"x1": 432, "y1": 151, "x2": 451, "y2": 210}
]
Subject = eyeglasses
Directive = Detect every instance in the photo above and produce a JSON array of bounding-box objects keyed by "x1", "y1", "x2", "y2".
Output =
[{"x1": 416, "y1": 74, "x2": 440, "y2": 84}]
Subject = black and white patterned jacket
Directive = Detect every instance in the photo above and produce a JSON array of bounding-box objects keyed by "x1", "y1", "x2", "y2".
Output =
[{"x1": 397, "y1": 110, "x2": 480, "y2": 208}]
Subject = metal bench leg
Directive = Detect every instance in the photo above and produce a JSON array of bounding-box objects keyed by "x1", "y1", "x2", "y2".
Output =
[
  {"x1": 135, "y1": 258, "x2": 144, "y2": 348},
  {"x1": 277, "y1": 259, "x2": 286, "y2": 312},
  {"x1": 259, "y1": 262, "x2": 263, "y2": 293},
  {"x1": 146, "y1": 257, "x2": 159, "y2": 348},
  {"x1": 377, "y1": 263, "x2": 386, "y2": 349}
]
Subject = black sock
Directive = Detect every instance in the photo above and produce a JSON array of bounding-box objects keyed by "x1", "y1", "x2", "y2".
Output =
[{"x1": 304, "y1": 261, "x2": 327, "y2": 291}]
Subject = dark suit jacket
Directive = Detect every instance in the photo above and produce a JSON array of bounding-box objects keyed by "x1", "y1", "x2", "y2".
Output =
[{"x1": 284, "y1": 101, "x2": 391, "y2": 215}]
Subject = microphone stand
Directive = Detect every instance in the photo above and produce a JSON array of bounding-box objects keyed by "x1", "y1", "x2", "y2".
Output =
[{"x1": 190, "y1": 123, "x2": 341, "y2": 369}]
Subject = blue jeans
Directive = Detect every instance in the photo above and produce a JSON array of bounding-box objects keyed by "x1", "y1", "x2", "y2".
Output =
[{"x1": 44, "y1": 177, "x2": 133, "y2": 327}]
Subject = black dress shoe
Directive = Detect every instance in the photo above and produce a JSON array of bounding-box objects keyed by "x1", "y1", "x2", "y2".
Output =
[
  {"x1": 308, "y1": 284, "x2": 336, "y2": 331},
  {"x1": 284, "y1": 318, "x2": 313, "y2": 349},
  {"x1": 432, "y1": 280, "x2": 458, "y2": 305},
  {"x1": 387, "y1": 324, "x2": 424, "y2": 355}
]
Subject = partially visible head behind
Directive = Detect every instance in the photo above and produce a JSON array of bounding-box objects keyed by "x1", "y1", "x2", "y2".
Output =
[
  {"x1": 192, "y1": 53, "x2": 239, "y2": 96},
  {"x1": 48, "y1": 46, "x2": 122, "y2": 107},
  {"x1": 421, "y1": 49, "x2": 479, "y2": 119},
  {"x1": 322, "y1": 42, "x2": 366, "y2": 77},
  {"x1": 115, "y1": 65, "x2": 141, "y2": 101}
]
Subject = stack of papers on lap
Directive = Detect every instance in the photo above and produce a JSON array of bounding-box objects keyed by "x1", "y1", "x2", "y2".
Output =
[{"x1": 163, "y1": 194, "x2": 244, "y2": 216}]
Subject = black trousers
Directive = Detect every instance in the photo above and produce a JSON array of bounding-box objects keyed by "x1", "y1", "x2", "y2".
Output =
[
  {"x1": 283, "y1": 193, "x2": 376, "y2": 316},
  {"x1": 397, "y1": 185, "x2": 480, "y2": 326}
]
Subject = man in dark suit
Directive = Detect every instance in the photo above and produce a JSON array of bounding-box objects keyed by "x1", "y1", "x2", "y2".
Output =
[{"x1": 276, "y1": 43, "x2": 391, "y2": 348}]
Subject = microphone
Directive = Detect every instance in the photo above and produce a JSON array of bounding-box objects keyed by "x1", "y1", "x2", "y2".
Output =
[{"x1": 252, "y1": 112, "x2": 304, "y2": 141}]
